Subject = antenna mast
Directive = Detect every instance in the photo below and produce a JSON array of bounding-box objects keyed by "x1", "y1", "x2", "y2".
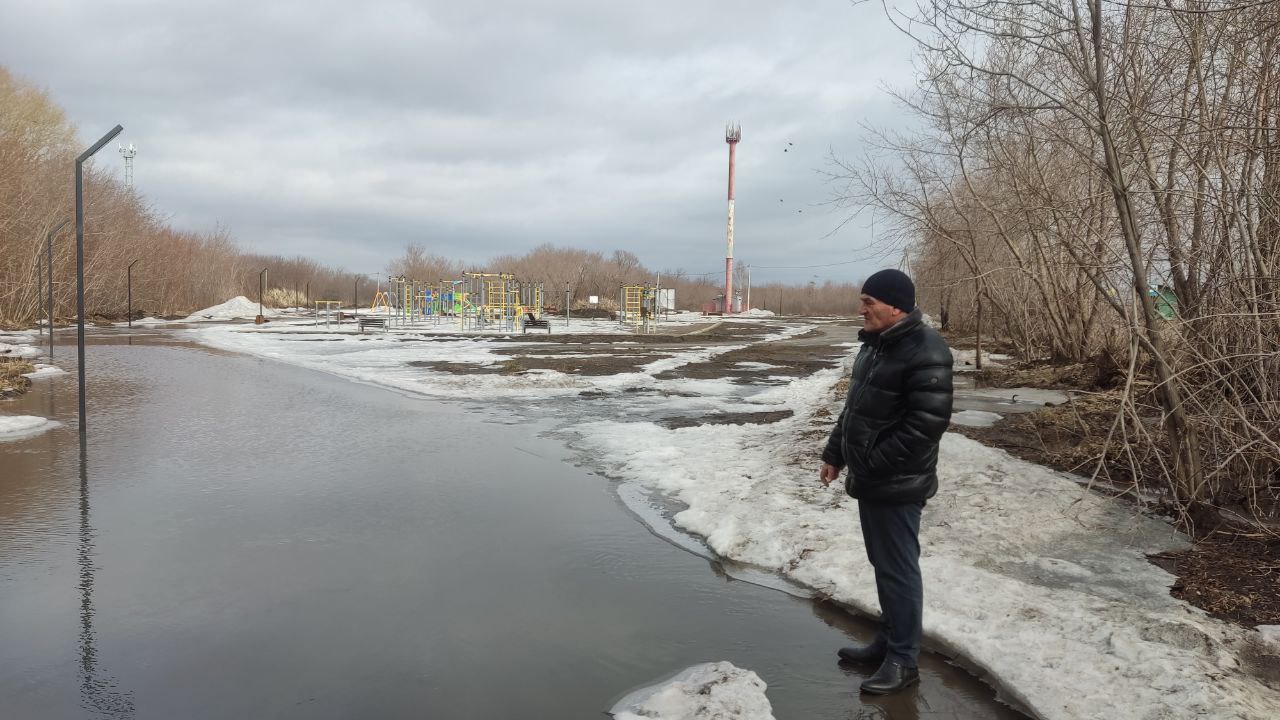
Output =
[
  {"x1": 118, "y1": 143, "x2": 137, "y2": 189},
  {"x1": 724, "y1": 123, "x2": 741, "y2": 315}
]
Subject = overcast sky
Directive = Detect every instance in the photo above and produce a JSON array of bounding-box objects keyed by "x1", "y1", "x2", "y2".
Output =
[{"x1": 1, "y1": 0, "x2": 915, "y2": 284}]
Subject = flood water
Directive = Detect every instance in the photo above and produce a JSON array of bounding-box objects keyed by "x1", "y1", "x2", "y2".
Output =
[{"x1": 1, "y1": 331, "x2": 1025, "y2": 719}]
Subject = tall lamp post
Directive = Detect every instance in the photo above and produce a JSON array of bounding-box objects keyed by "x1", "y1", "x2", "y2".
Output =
[
  {"x1": 76, "y1": 124, "x2": 124, "y2": 443},
  {"x1": 47, "y1": 219, "x2": 70, "y2": 359},
  {"x1": 127, "y1": 260, "x2": 140, "y2": 327},
  {"x1": 258, "y1": 268, "x2": 268, "y2": 321}
]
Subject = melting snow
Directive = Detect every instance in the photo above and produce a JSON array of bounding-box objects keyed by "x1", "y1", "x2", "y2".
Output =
[
  {"x1": 184, "y1": 296, "x2": 264, "y2": 321},
  {"x1": 950, "y1": 409, "x2": 1004, "y2": 427},
  {"x1": 610, "y1": 662, "x2": 772, "y2": 720},
  {"x1": 178, "y1": 319, "x2": 1280, "y2": 720},
  {"x1": 0, "y1": 415, "x2": 57, "y2": 440}
]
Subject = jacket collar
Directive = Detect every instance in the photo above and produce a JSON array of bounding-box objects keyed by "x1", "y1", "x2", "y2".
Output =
[{"x1": 858, "y1": 308, "x2": 923, "y2": 346}]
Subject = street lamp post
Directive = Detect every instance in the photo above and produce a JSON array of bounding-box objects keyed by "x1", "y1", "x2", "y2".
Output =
[
  {"x1": 76, "y1": 124, "x2": 124, "y2": 443},
  {"x1": 46, "y1": 219, "x2": 70, "y2": 359},
  {"x1": 127, "y1": 260, "x2": 140, "y2": 327},
  {"x1": 258, "y1": 268, "x2": 268, "y2": 321}
]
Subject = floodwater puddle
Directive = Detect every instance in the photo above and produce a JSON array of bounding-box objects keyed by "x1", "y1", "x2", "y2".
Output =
[{"x1": 0, "y1": 329, "x2": 1026, "y2": 719}]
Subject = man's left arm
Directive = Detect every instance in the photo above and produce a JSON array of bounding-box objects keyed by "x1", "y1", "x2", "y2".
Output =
[{"x1": 862, "y1": 355, "x2": 953, "y2": 475}]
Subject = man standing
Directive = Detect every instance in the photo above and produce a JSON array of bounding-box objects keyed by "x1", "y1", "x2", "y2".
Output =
[{"x1": 819, "y1": 269, "x2": 953, "y2": 695}]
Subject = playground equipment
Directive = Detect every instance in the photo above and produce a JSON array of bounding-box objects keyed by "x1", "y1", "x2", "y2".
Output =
[
  {"x1": 619, "y1": 284, "x2": 658, "y2": 334},
  {"x1": 360, "y1": 272, "x2": 547, "y2": 333},
  {"x1": 313, "y1": 300, "x2": 345, "y2": 329},
  {"x1": 459, "y1": 273, "x2": 545, "y2": 332}
]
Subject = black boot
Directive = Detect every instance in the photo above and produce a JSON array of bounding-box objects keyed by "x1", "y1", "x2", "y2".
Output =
[
  {"x1": 836, "y1": 639, "x2": 887, "y2": 664},
  {"x1": 859, "y1": 659, "x2": 919, "y2": 695}
]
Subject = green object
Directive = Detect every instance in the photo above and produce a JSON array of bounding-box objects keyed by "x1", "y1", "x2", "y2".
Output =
[{"x1": 1152, "y1": 285, "x2": 1177, "y2": 320}]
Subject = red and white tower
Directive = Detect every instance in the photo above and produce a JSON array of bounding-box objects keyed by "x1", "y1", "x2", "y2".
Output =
[{"x1": 724, "y1": 123, "x2": 741, "y2": 314}]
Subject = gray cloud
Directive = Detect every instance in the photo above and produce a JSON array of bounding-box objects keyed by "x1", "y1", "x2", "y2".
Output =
[{"x1": 2, "y1": 0, "x2": 916, "y2": 284}]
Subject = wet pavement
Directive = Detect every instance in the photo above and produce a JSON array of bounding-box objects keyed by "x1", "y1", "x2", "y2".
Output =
[{"x1": 0, "y1": 330, "x2": 1027, "y2": 719}]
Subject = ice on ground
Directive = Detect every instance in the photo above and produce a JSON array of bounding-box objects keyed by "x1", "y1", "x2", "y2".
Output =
[
  {"x1": 950, "y1": 409, "x2": 1003, "y2": 427},
  {"x1": 184, "y1": 296, "x2": 264, "y2": 321},
  {"x1": 22, "y1": 364, "x2": 65, "y2": 379},
  {"x1": 734, "y1": 361, "x2": 782, "y2": 370},
  {"x1": 0, "y1": 415, "x2": 57, "y2": 440},
  {"x1": 957, "y1": 386, "x2": 1069, "y2": 406},
  {"x1": 952, "y1": 348, "x2": 1012, "y2": 368},
  {"x1": 0, "y1": 342, "x2": 42, "y2": 360},
  {"x1": 610, "y1": 662, "x2": 773, "y2": 720},
  {"x1": 118, "y1": 316, "x2": 166, "y2": 326}
]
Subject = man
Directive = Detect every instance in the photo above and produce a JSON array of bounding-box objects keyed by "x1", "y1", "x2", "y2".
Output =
[{"x1": 819, "y1": 269, "x2": 953, "y2": 695}]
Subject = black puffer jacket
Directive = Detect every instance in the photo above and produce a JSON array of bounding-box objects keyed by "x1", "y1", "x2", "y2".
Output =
[{"x1": 821, "y1": 309, "x2": 953, "y2": 503}]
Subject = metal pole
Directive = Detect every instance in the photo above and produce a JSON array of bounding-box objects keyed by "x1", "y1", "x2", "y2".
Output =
[
  {"x1": 127, "y1": 259, "x2": 139, "y2": 327},
  {"x1": 746, "y1": 266, "x2": 751, "y2": 311},
  {"x1": 258, "y1": 266, "x2": 268, "y2": 316},
  {"x1": 565, "y1": 282, "x2": 570, "y2": 327},
  {"x1": 75, "y1": 124, "x2": 124, "y2": 443},
  {"x1": 37, "y1": 256, "x2": 44, "y2": 337},
  {"x1": 47, "y1": 219, "x2": 69, "y2": 359}
]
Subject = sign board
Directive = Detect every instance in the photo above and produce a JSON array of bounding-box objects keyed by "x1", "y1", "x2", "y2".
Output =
[
  {"x1": 656, "y1": 288, "x2": 675, "y2": 311},
  {"x1": 588, "y1": 295, "x2": 599, "y2": 305}
]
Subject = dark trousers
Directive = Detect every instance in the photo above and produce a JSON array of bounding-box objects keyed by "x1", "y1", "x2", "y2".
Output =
[{"x1": 858, "y1": 499, "x2": 924, "y2": 667}]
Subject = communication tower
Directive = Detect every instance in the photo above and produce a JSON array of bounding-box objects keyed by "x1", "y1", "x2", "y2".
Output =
[
  {"x1": 118, "y1": 143, "x2": 137, "y2": 188},
  {"x1": 724, "y1": 123, "x2": 741, "y2": 314}
]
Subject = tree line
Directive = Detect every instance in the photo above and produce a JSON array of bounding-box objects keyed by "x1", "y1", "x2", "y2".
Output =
[
  {"x1": 838, "y1": 0, "x2": 1279, "y2": 533},
  {"x1": 385, "y1": 242, "x2": 861, "y2": 315}
]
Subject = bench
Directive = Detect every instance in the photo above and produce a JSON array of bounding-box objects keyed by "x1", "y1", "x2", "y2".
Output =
[
  {"x1": 522, "y1": 313, "x2": 551, "y2": 334},
  {"x1": 358, "y1": 316, "x2": 386, "y2": 332}
]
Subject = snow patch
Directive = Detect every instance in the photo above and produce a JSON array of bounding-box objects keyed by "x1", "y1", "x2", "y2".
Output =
[
  {"x1": 950, "y1": 409, "x2": 1003, "y2": 427},
  {"x1": 610, "y1": 662, "x2": 773, "y2": 720},
  {"x1": 957, "y1": 386, "x2": 1069, "y2": 406},
  {"x1": 0, "y1": 415, "x2": 58, "y2": 440},
  {"x1": 1258, "y1": 626, "x2": 1280, "y2": 655},
  {"x1": 22, "y1": 364, "x2": 65, "y2": 379},
  {"x1": 0, "y1": 342, "x2": 41, "y2": 360},
  {"x1": 737, "y1": 308, "x2": 776, "y2": 318},
  {"x1": 185, "y1": 296, "x2": 264, "y2": 321},
  {"x1": 952, "y1": 349, "x2": 1012, "y2": 368}
]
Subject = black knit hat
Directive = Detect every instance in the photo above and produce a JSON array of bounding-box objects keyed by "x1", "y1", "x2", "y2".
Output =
[{"x1": 861, "y1": 269, "x2": 915, "y2": 312}]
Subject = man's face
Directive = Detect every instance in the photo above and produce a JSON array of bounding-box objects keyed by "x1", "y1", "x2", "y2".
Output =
[{"x1": 859, "y1": 294, "x2": 904, "y2": 332}]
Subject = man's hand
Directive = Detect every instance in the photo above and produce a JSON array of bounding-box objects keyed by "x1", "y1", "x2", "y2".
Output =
[{"x1": 819, "y1": 463, "x2": 841, "y2": 487}]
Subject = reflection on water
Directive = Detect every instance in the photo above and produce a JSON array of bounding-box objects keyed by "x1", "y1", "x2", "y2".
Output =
[
  {"x1": 0, "y1": 333, "x2": 1024, "y2": 719},
  {"x1": 77, "y1": 443, "x2": 135, "y2": 718}
]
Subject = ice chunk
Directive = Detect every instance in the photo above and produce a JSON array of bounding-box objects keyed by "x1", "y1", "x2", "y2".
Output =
[{"x1": 611, "y1": 662, "x2": 773, "y2": 720}]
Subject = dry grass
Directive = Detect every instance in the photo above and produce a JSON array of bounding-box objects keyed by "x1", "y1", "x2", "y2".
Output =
[{"x1": 0, "y1": 358, "x2": 34, "y2": 395}]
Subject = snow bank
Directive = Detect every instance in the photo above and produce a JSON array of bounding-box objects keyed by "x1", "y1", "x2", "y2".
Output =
[
  {"x1": 610, "y1": 662, "x2": 773, "y2": 720},
  {"x1": 571, "y1": 371, "x2": 1280, "y2": 720},
  {"x1": 0, "y1": 415, "x2": 57, "y2": 440},
  {"x1": 184, "y1": 296, "x2": 263, "y2": 321},
  {"x1": 737, "y1": 308, "x2": 776, "y2": 318}
]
